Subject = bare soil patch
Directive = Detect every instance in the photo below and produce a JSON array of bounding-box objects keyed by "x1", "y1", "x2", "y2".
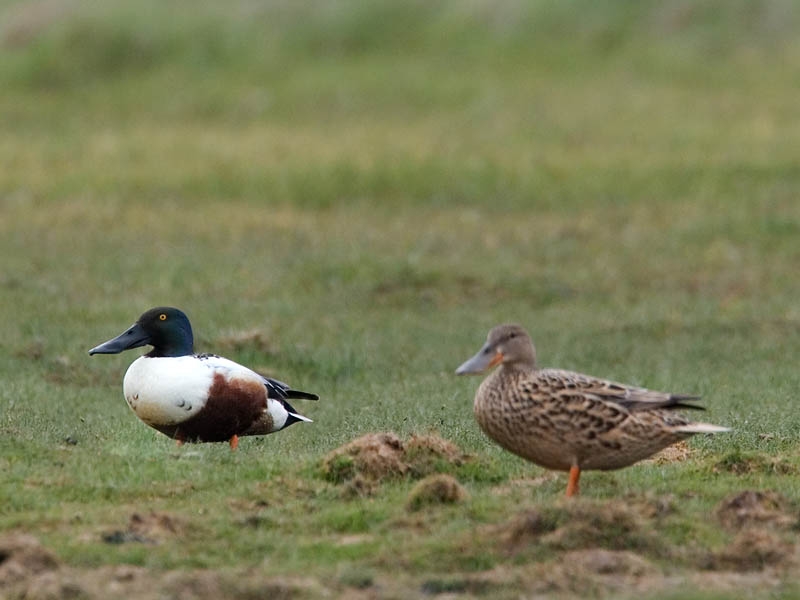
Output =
[{"x1": 102, "y1": 512, "x2": 184, "y2": 545}]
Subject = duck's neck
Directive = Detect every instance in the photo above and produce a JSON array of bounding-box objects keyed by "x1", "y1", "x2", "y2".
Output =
[
  {"x1": 500, "y1": 361, "x2": 538, "y2": 375},
  {"x1": 145, "y1": 337, "x2": 194, "y2": 358},
  {"x1": 145, "y1": 323, "x2": 194, "y2": 358}
]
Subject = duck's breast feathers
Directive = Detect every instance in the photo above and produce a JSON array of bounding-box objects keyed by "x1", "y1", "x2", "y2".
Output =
[
  {"x1": 535, "y1": 369, "x2": 701, "y2": 412},
  {"x1": 123, "y1": 356, "x2": 215, "y2": 426},
  {"x1": 122, "y1": 354, "x2": 268, "y2": 428}
]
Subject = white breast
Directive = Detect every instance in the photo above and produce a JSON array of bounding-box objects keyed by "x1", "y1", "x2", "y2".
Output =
[{"x1": 122, "y1": 356, "x2": 216, "y2": 427}]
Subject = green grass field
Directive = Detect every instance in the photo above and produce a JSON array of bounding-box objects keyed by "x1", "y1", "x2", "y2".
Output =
[{"x1": 2, "y1": 1, "x2": 800, "y2": 598}]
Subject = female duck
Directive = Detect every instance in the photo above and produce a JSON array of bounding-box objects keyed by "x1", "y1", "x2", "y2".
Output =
[
  {"x1": 90, "y1": 307, "x2": 318, "y2": 449},
  {"x1": 456, "y1": 324, "x2": 728, "y2": 496}
]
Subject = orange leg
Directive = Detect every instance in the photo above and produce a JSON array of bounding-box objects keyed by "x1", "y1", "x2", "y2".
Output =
[
  {"x1": 565, "y1": 465, "x2": 581, "y2": 498},
  {"x1": 175, "y1": 431, "x2": 185, "y2": 447},
  {"x1": 229, "y1": 434, "x2": 239, "y2": 451}
]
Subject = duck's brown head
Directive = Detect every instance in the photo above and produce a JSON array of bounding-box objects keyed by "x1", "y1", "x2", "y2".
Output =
[{"x1": 455, "y1": 323, "x2": 537, "y2": 375}]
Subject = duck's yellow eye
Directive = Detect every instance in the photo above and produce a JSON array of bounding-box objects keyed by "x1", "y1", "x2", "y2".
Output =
[{"x1": 159, "y1": 313, "x2": 167, "y2": 321}]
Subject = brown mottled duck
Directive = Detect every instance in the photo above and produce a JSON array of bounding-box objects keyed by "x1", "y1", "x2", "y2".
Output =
[{"x1": 456, "y1": 324, "x2": 729, "y2": 497}]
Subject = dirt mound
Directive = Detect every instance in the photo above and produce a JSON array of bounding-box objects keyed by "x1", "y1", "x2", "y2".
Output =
[
  {"x1": 709, "y1": 528, "x2": 795, "y2": 572},
  {"x1": 321, "y1": 432, "x2": 468, "y2": 486},
  {"x1": 0, "y1": 533, "x2": 60, "y2": 586},
  {"x1": 715, "y1": 490, "x2": 796, "y2": 531},
  {"x1": 405, "y1": 434, "x2": 466, "y2": 474},
  {"x1": 499, "y1": 500, "x2": 660, "y2": 556},
  {"x1": 406, "y1": 474, "x2": 468, "y2": 511},
  {"x1": 543, "y1": 501, "x2": 658, "y2": 553},
  {"x1": 0, "y1": 534, "x2": 89, "y2": 600},
  {"x1": 323, "y1": 432, "x2": 406, "y2": 483},
  {"x1": 499, "y1": 509, "x2": 558, "y2": 548},
  {"x1": 102, "y1": 512, "x2": 184, "y2": 545}
]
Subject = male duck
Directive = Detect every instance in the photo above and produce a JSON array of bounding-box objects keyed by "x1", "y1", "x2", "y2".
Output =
[
  {"x1": 89, "y1": 307, "x2": 318, "y2": 449},
  {"x1": 456, "y1": 324, "x2": 729, "y2": 497}
]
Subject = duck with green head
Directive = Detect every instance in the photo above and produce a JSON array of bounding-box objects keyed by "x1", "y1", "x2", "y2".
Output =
[{"x1": 90, "y1": 307, "x2": 318, "y2": 449}]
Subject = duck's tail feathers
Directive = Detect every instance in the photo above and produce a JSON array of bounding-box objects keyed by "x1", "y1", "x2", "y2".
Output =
[
  {"x1": 668, "y1": 394, "x2": 705, "y2": 411},
  {"x1": 675, "y1": 422, "x2": 731, "y2": 434},
  {"x1": 282, "y1": 399, "x2": 313, "y2": 426},
  {"x1": 286, "y1": 412, "x2": 313, "y2": 425}
]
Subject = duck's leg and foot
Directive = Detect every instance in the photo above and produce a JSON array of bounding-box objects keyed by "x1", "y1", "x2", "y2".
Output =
[
  {"x1": 229, "y1": 434, "x2": 239, "y2": 451},
  {"x1": 566, "y1": 465, "x2": 581, "y2": 497},
  {"x1": 175, "y1": 430, "x2": 186, "y2": 447}
]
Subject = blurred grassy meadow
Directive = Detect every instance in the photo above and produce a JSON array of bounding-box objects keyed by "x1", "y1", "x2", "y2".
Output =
[{"x1": 2, "y1": 0, "x2": 800, "y2": 597}]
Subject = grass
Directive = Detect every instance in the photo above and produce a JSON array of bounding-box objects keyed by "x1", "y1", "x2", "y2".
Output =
[{"x1": 1, "y1": 1, "x2": 800, "y2": 598}]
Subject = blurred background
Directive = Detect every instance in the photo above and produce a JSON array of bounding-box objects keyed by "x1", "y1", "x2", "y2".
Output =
[
  {"x1": 2, "y1": 0, "x2": 800, "y2": 447},
  {"x1": 3, "y1": 2, "x2": 800, "y2": 594}
]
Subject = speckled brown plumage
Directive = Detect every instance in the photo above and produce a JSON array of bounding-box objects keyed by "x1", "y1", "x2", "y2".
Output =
[{"x1": 457, "y1": 324, "x2": 729, "y2": 496}]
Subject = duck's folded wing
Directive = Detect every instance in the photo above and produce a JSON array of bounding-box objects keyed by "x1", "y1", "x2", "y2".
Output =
[
  {"x1": 262, "y1": 376, "x2": 319, "y2": 401},
  {"x1": 540, "y1": 369, "x2": 704, "y2": 412}
]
